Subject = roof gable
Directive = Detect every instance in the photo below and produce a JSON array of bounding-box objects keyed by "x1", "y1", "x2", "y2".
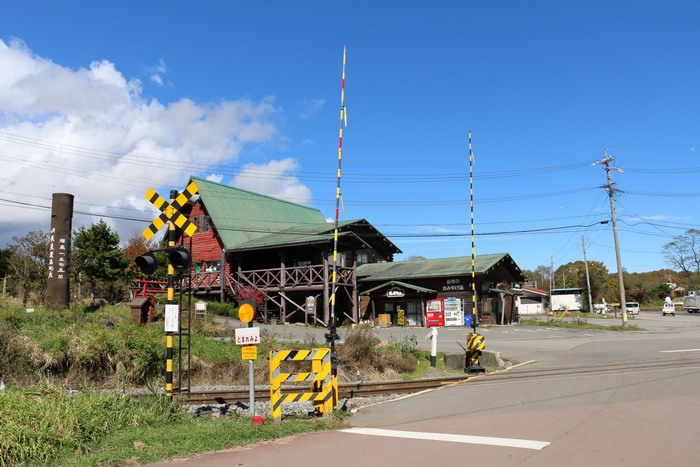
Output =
[{"x1": 191, "y1": 176, "x2": 327, "y2": 249}]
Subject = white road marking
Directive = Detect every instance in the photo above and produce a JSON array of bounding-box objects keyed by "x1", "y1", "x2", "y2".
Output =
[
  {"x1": 659, "y1": 348, "x2": 700, "y2": 353},
  {"x1": 340, "y1": 427, "x2": 550, "y2": 450}
]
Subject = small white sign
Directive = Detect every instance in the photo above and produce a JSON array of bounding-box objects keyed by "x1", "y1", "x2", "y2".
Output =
[
  {"x1": 425, "y1": 327, "x2": 438, "y2": 340},
  {"x1": 235, "y1": 327, "x2": 261, "y2": 345},
  {"x1": 165, "y1": 304, "x2": 179, "y2": 332}
]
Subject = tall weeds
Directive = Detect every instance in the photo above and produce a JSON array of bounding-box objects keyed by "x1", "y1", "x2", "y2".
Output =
[{"x1": 0, "y1": 383, "x2": 186, "y2": 466}]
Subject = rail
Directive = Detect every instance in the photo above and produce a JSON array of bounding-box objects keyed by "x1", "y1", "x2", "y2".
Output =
[{"x1": 178, "y1": 375, "x2": 471, "y2": 404}]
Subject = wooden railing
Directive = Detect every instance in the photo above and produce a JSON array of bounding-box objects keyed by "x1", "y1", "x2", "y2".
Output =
[{"x1": 179, "y1": 264, "x2": 354, "y2": 294}]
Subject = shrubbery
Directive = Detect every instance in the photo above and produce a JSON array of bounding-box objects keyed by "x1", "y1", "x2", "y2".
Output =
[{"x1": 0, "y1": 383, "x2": 186, "y2": 466}]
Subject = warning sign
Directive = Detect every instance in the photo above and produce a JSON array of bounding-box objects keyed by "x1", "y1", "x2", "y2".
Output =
[{"x1": 242, "y1": 346, "x2": 257, "y2": 360}]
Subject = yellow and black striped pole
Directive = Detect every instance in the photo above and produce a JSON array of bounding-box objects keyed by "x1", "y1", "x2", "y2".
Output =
[
  {"x1": 325, "y1": 45, "x2": 346, "y2": 408},
  {"x1": 468, "y1": 131, "x2": 478, "y2": 333},
  {"x1": 165, "y1": 189, "x2": 177, "y2": 400}
]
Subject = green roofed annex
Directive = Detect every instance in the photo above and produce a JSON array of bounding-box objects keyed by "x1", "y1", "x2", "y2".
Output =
[{"x1": 170, "y1": 176, "x2": 526, "y2": 327}]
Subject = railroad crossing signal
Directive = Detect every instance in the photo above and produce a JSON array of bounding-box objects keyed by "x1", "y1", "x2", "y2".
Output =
[{"x1": 143, "y1": 181, "x2": 199, "y2": 240}]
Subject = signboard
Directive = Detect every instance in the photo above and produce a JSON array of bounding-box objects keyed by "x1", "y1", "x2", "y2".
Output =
[
  {"x1": 164, "y1": 304, "x2": 179, "y2": 332},
  {"x1": 305, "y1": 296, "x2": 316, "y2": 314},
  {"x1": 235, "y1": 327, "x2": 261, "y2": 345},
  {"x1": 238, "y1": 303, "x2": 255, "y2": 323},
  {"x1": 397, "y1": 309, "x2": 405, "y2": 326},
  {"x1": 442, "y1": 278, "x2": 465, "y2": 292},
  {"x1": 386, "y1": 286, "x2": 405, "y2": 298},
  {"x1": 242, "y1": 345, "x2": 257, "y2": 360}
]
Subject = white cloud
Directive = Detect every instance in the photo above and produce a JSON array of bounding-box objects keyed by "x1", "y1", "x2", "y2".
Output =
[
  {"x1": 297, "y1": 98, "x2": 325, "y2": 120},
  {"x1": 232, "y1": 158, "x2": 311, "y2": 203},
  {"x1": 206, "y1": 173, "x2": 224, "y2": 183},
  {"x1": 150, "y1": 73, "x2": 164, "y2": 86},
  {"x1": 148, "y1": 59, "x2": 168, "y2": 87},
  {"x1": 0, "y1": 39, "x2": 286, "y2": 246}
]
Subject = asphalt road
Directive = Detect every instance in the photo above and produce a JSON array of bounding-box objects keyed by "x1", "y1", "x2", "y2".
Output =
[{"x1": 156, "y1": 312, "x2": 700, "y2": 466}]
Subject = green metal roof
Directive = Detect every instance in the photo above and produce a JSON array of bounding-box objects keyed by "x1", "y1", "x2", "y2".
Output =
[
  {"x1": 228, "y1": 222, "x2": 358, "y2": 252},
  {"x1": 191, "y1": 176, "x2": 327, "y2": 249},
  {"x1": 357, "y1": 253, "x2": 516, "y2": 281},
  {"x1": 360, "y1": 280, "x2": 437, "y2": 296}
]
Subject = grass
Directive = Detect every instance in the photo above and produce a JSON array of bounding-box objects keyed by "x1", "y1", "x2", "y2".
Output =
[
  {"x1": 0, "y1": 382, "x2": 342, "y2": 466},
  {"x1": 54, "y1": 415, "x2": 341, "y2": 467},
  {"x1": 520, "y1": 318, "x2": 644, "y2": 331}
]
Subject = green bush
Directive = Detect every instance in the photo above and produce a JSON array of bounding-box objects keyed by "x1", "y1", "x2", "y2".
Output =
[
  {"x1": 202, "y1": 301, "x2": 235, "y2": 317},
  {"x1": 0, "y1": 383, "x2": 186, "y2": 466}
]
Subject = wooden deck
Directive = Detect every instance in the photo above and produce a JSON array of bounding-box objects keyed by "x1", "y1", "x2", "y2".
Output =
[{"x1": 177, "y1": 264, "x2": 358, "y2": 325}]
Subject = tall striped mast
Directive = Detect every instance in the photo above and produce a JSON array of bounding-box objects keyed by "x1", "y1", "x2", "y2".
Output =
[
  {"x1": 469, "y1": 131, "x2": 478, "y2": 332},
  {"x1": 325, "y1": 45, "x2": 346, "y2": 403}
]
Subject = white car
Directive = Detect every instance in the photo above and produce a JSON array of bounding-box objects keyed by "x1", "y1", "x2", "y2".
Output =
[
  {"x1": 662, "y1": 303, "x2": 675, "y2": 316},
  {"x1": 625, "y1": 302, "x2": 640, "y2": 317}
]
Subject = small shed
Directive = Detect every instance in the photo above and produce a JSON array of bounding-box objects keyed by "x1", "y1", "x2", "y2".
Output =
[
  {"x1": 551, "y1": 288, "x2": 584, "y2": 312},
  {"x1": 518, "y1": 286, "x2": 550, "y2": 315}
]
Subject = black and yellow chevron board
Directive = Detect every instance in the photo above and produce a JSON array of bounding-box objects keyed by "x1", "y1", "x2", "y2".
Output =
[
  {"x1": 269, "y1": 348, "x2": 335, "y2": 419},
  {"x1": 142, "y1": 181, "x2": 199, "y2": 240},
  {"x1": 468, "y1": 333, "x2": 486, "y2": 351}
]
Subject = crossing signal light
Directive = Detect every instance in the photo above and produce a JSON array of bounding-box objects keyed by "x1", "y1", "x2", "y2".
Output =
[
  {"x1": 135, "y1": 252, "x2": 158, "y2": 275},
  {"x1": 135, "y1": 247, "x2": 192, "y2": 275},
  {"x1": 168, "y1": 246, "x2": 192, "y2": 273}
]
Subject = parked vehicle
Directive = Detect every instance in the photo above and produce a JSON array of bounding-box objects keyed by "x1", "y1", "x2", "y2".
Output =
[
  {"x1": 683, "y1": 291, "x2": 700, "y2": 313},
  {"x1": 625, "y1": 302, "x2": 640, "y2": 317},
  {"x1": 662, "y1": 302, "x2": 676, "y2": 316}
]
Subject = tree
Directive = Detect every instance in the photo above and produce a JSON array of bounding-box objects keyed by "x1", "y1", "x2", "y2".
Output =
[
  {"x1": 122, "y1": 233, "x2": 154, "y2": 283},
  {"x1": 0, "y1": 248, "x2": 11, "y2": 286},
  {"x1": 6, "y1": 230, "x2": 50, "y2": 305},
  {"x1": 73, "y1": 220, "x2": 128, "y2": 302},
  {"x1": 405, "y1": 255, "x2": 427, "y2": 261},
  {"x1": 554, "y1": 260, "x2": 610, "y2": 309},
  {"x1": 663, "y1": 229, "x2": 700, "y2": 289}
]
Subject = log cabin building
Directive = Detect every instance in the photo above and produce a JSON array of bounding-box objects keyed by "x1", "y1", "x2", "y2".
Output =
[
  {"x1": 177, "y1": 176, "x2": 401, "y2": 325},
  {"x1": 357, "y1": 254, "x2": 525, "y2": 326},
  {"x1": 175, "y1": 176, "x2": 525, "y2": 326}
]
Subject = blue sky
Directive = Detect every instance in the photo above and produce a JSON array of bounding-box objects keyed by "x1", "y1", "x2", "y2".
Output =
[{"x1": 0, "y1": 1, "x2": 698, "y2": 277}]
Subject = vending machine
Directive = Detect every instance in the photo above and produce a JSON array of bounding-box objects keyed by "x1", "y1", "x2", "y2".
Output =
[
  {"x1": 443, "y1": 297, "x2": 464, "y2": 326},
  {"x1": 425, "y1": 299, "x2": 445, "y2": 327}
]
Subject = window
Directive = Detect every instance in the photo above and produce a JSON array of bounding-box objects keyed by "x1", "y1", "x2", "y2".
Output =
[
  {"x1": 202, "y1": 216, "x2": 210, "y2": 233},
  {"x1": 328, "y1": 252, "x2": 346, "y2": 267},
  {"x1": 357, "y1": 252, "x2": 369, "y2": 265}
]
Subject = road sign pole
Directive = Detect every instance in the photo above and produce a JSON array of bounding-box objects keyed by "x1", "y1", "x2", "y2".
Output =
[{"x1": 248, "y1": 320, "x2": 255, "y2": 417}]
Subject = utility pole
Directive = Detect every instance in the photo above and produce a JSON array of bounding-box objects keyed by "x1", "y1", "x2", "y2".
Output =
[
  {"x1": 582, "y1": 234, "x2": 594, "y2": 314},
  {"x1": 593, "y1": 150, "x2": 627, "y2": 326},
  {"x1": 549, "y1": 257, "x2": 554, "y2": 312}
]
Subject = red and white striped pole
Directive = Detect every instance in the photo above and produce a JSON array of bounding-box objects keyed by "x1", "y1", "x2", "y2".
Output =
[{"x1": 325, "y1": 45, "x2": 347, "y2": 407}]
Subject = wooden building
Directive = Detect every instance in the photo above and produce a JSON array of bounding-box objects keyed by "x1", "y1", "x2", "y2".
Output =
[
  {"x1": 176, "y1": 176, "x2": 401, "y2": 325},
  {"x1": 172, "y1": 176, "x2": 526, "y2": 326},
  {"x1": 357, "y1": 254, "x2": 525, "y2": 326}
]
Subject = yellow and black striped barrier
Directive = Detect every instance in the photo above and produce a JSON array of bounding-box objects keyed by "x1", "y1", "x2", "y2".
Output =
[
  {"x1": 466, "y1": 333, "x2": 486, "y2": 374},
  {"x1": 269, "y1": 348, "x2": 336, "y2": 420}
]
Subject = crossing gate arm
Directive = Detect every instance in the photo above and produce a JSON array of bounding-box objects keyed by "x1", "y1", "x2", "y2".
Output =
[{"x1": 269, "y1": 348, "x2": 335, "y2": 419}]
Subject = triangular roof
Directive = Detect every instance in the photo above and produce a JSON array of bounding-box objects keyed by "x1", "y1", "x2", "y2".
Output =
[
  {"x1": 192, "y1": 176, "x2": 328, "y2": 249},
  {"x1": 357, "y1": 253, "x2": 523, "y2": 282},
  {"x1": 191, "y1": 176, "x2": 400, "y2": 254}
]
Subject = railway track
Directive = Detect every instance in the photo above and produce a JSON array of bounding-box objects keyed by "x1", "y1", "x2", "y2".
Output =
[
  {"x1": 177, "y1": 357, "x2": 700, "y2": 405},
  {"x1": 179, "y1": 375, "x2": 472, "y2": 405}
]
